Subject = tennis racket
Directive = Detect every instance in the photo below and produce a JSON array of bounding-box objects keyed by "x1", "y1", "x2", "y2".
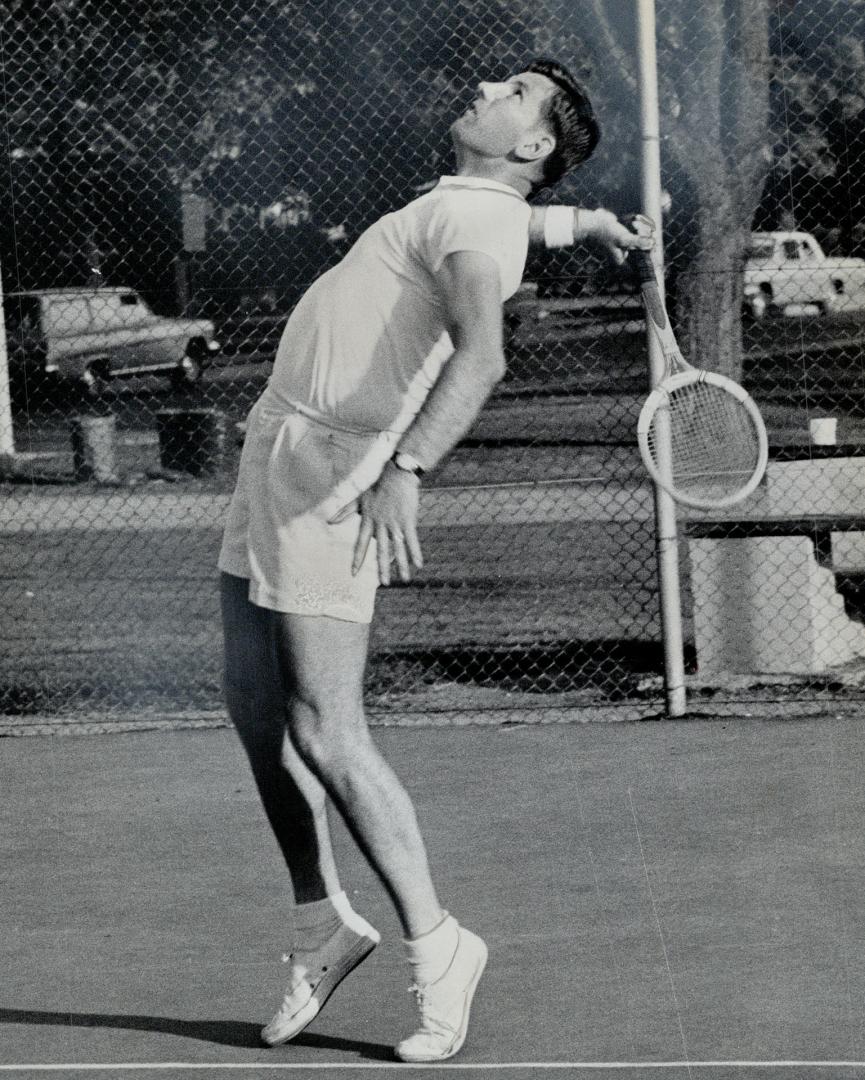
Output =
[{"x1": 633, "y1": 249, "x2": 768, "y2": 509}]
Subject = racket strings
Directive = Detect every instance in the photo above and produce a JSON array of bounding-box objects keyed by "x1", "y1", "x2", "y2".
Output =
[{"x1": 646, "y1": 381, "x2": 763, "y2": 499}]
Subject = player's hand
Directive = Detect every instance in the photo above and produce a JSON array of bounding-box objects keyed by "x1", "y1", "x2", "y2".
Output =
[
  {"x1": 330, "y1": 463, "x2": 424, "y2": 585},
  {"x1": 579, "y1": 209, "x2": 655, "y2": 265}
]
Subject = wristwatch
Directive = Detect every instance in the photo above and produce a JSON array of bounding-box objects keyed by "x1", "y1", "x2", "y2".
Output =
[{"x1": 391, "y1": 451, "x2": 425, "y2": 477}]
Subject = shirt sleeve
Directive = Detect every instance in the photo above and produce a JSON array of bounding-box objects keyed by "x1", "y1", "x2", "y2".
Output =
[{"x1": 422, "y1": 191, "x2": 532, "y2": 300}]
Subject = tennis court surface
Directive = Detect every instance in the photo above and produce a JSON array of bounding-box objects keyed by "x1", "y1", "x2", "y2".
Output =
[{"x1": 4, "y1": 716, "x2": 865, "y2": 1080}]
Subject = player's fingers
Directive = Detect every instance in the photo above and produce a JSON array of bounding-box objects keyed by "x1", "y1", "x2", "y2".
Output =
[
  {"x1": 624, "y1": 235, "x2": 655, "y2": 253},
  {"x1": 405, "y1": 524, "x2": 423, "y2": 570},
  {"x1": 624, "y1": 213, "x2": 656, "y2": 236},
  {"x1": 376, "y1": 527, "x2": 391, "y2": 586},
  {"x1": 391, "y1": 530, "x2": 412, "y2": 583},
  {"x1": 329, "y1": 499, "x2": 358, "y2": 524},
  {"x1": 352, "y1": 518, "x2": 374, "y2": 576},
  {"x1": 617, "y1": 225, "x2": 654, "y2": 249}
]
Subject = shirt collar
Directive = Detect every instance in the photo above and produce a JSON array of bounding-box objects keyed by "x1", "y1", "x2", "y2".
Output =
[{"x1": 437, "y1": 175, "x2": 527, "y2": 201}]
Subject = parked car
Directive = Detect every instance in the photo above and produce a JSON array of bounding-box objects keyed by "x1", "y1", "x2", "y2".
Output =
[
  {"x1": 4, "y1": 287, "x2": 221, "y2": 397},
  {"x1": 743, "y1": 231, "x2": 865, "y2": 317}
]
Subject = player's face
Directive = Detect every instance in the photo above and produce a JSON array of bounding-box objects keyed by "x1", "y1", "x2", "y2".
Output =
[{"x1": 450, "y1": 72, "x2": 558, "y2": 161}]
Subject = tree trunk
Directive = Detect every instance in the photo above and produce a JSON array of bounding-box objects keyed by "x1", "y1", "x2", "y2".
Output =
[
  {"x1": 667, "y1": 0, "x2": 772, "y2": 380},
  {"x1": 583, "y1": 0, "x2": 772, "y2": 382},
  {"x1": 678, "y1": 211, "x2": 749, "y2": 377}
]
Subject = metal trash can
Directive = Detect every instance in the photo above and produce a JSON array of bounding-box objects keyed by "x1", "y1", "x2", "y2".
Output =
[
  {"x1": 156, "y1": 408, "x2": 226, "y2": 476},
  {"x1": 70, "y1": 414, "x2": 119, "y2": 484}
]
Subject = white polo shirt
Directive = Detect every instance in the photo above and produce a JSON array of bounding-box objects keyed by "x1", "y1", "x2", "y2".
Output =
[
  {"x1": 264, "y1": 175, "x2": 532, "y2": 435},
  {"x1": 220, "y1": 177, "x2": 532, "y2": 619}
]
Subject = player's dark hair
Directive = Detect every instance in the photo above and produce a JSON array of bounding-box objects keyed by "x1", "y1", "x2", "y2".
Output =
[{"x1": 526, "y1": 58, "x2": 600, "y2": 189}]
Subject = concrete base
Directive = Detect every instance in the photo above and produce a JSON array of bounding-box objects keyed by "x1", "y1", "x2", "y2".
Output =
[{"x1": 690, "y1": 534, "x2": 865, "y2": 675}]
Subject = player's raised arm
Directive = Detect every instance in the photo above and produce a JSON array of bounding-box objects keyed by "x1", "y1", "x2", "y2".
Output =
[
  {"x1": 333, "y1": 249, "x2": 505, "y2": 587},
  {"x1": 529, "y1": 205, "x2": 654, "y2": 263}
]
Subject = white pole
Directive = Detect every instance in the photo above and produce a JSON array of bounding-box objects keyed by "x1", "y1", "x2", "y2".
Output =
[
  {"x1": 636, "y1": 0, "x2": 687, "y2": 717},
  {"x1": 0, "y1": 254, "x2": 15, "y2": 461}
]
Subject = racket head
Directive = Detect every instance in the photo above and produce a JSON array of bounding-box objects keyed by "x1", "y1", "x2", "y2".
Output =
[{"x1": 637, "y1": 369, "x2": 769, "y2": 509}]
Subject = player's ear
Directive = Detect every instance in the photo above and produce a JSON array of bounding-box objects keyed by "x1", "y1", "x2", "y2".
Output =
[{"x1": 513, "y1": 130, "x2": 555, "y2": 163}]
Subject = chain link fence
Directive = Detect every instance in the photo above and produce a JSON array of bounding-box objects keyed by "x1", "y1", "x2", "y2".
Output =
[
  {"x1": 2, "y1": 0, "x2": 865, "y2": 731},
  {"x1": 657, "y1": 0, "x2": 865, "y2": 709}
]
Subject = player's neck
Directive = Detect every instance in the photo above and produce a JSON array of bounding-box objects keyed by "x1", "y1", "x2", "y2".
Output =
[{"x1": 452, "y1": 156, "x2": 533, "y2": 198}]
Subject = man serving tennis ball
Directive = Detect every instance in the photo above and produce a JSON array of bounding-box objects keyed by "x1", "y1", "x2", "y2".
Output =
[{"x1": 219, "y1": 58, "x2": 653, "y2": 1063}]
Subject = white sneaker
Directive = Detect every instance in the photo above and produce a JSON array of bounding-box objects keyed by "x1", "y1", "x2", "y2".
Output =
[
  {"x1": 261, "y1": 918, "x2": 381, "y2": 1046},
  {"x1": 395, "y1": 924, "x2": 488, "y2": 1063}
]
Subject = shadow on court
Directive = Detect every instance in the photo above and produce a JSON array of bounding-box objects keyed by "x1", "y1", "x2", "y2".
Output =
[
  {"x1": 4, "y1": 717, "x2": 865, "y2": 1078},
  {"x1": 0, "y1": 1007, "x2": 392, "y2": 1057}
]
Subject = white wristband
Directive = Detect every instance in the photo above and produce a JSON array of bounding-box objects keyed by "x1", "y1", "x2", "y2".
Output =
[{"x1": 543, "y1": 205, "x2": 576, "y2": 249}]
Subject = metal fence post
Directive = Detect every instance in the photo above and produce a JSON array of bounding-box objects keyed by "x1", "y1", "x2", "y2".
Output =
[
  {"x1": 636, "y1": 0, "x2": 687, "y2": 718},
  {"x1": 0, "y1": 255, "x2": 15, "y2": 463}
]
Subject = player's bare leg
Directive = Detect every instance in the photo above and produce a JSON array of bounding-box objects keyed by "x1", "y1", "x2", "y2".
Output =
[
  {"x1": 221, "y1": 571, "x2": 340, "y2": 901},
  {"x1": 274, "y1": 610, "x2": 487, "y2": 1061},
  {"x1": 221, "y1": 571, "x2": 381, "y2": 1046},
  {"x1": 274, "y1": 610, "x2": 444, "y2": 938}
]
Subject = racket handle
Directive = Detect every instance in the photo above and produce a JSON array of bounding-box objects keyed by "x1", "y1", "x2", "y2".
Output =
[
  {"x1": 631, "y1": 248, "x2": 658, "y2": 285},
  {"x1": 630, "y1": 247, "x2": 669, "y2": 333}
]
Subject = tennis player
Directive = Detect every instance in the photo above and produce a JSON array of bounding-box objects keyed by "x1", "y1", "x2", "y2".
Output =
[{"x1": 219, "y1": 58, "x2": 652, "y2": 1063}]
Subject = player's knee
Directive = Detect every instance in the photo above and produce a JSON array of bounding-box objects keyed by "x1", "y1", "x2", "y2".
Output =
[
  {"x1": 287, "y1": 694, "x2": 368, "y2": 778},
  {"x1": 287, "y1": 696, "x2": 334, "y2": 766}
]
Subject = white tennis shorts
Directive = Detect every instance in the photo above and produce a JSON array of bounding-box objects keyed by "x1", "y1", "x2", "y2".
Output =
[{"x1": 218, "y1": 396, "x2": 399, "y2": 623}]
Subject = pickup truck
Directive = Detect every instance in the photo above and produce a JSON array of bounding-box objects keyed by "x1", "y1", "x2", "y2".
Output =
[
  {"x1": 744, "y1": 231, "x2": 865, "y2": 317},
  {"x1": 5, "y1": 287, "x2": 221, "y2": 398}
]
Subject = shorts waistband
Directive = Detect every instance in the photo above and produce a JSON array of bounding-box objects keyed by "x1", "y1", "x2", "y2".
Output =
[{"x1": 260, "y1": 391, "x2": 381, "y2": 437}]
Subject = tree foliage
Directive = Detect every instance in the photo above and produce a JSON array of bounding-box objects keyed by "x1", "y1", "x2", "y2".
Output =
[
  {"x1": 763, "y1": 22, "x2": 865, "y2": 256},
  {"x1": 2, "y1": 0, "x2": 863, "y2": 344},
  {"x1": 571, "y1": 1, "x2": 774, "y2": 378},
  {"x1": 1, "y1": 0, "x2": 560, "y2": 297}
]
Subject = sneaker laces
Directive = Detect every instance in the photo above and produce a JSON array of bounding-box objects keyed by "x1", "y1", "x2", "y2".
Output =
[{"x1": 407, "y1": 983, "x2": 459, "y2": 1041}]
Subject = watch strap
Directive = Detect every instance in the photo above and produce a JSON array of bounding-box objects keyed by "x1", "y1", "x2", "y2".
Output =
[{"x1": 392, "y1": 451, "x2": 425, "y2": 476}]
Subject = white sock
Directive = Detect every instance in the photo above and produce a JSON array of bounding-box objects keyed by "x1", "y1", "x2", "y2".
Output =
[
  {"x1": 403, "y1": 912, "x2": 459, "y2": 985},
  {"x1": 292, "y1": 891, "x2": 378, "y2": 948},
  {"x1": 291, "y1": 891, "x2": 349, "y2": 947}
]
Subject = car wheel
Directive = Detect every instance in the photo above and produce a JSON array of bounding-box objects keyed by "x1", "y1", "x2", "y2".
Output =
[
  {"x1": 171, "y1": 350, "x2": 203, "y2": 387},
  {"x1": 745, "y1": 288, "x2": 769, "y2": 320},
  {"x1": 80, "y1": 364, "x2": 108, "y2": 400},
  {"x1": 826, "y1": 279, "x2": 845, "y2": 314}
]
